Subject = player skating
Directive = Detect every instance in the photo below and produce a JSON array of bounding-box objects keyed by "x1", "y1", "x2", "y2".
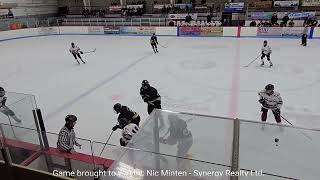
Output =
[
  {"x1": 261, "y1": 40, "x2": 273, "y2": 67},
  {"x1": 112, "y1": 103, "x2": 140, "y2": 132},
  {"x1": 140, "y1": 80, "x2": 164, "y2": 128},
  {"x1": 150, "y1": 33, "x2": 159, "y2": 53},
  {"x1": 258, "y1": 84, "x2": 283, "y2": 123},
  {"x1": 69, "y1": 43, "x2": 85, "y2": 65},
  {"x1": 301, "y1": 26, "x2": 308, "y2": 46},
  {"x1": 0, "y1": 87, "x2": 21, "y2": 123},
  {"x1": 140, "y1": 80, "x2": 162, "y2": 114}
]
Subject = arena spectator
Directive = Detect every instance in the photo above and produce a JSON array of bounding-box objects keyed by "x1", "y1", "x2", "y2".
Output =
[
  {"x1": 250, "y1": 20, "x2": 256, "y2": 27},
  {"x1": 257, "y1": 20, "x2": 263, "y2": 27},
  {"x1": 288, "y1": 20, "x2": 295, "y2": 27},
  {"x1": 185, "y1": 14, "x2": 192, "y2": 24},
  {"x1": 206, "y1": 13, "x2": 212, "y2": 23},
  {"x1": 282, "y1": 14, "x2": 289, "y2": 25},
  {"x1": 271, "y1": 13, "x2": 278, "y2": 25},
  {"x1": 8, "y1": 9, "x2": 14, "y2": 18}
]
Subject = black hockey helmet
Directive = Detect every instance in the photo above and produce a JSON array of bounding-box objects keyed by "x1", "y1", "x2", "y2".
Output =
[
  {"x1": 142, "y1": 80, "x2": 150, "y2": 87},
  {"x1": 113, "y1": 103, "x2": 122, "y2": 114},
  {"x1": 263, "y1": 40, "x2": 267, "y2": 45},
  {"x1": 71, "y1": 42, "x2": 75, "y2": 46},
  {"x1": 65, "y1": 114, "x2": 77, "y2": 122},
  {"x1": 265, "y1": 84, "x2": 274, "y2": 91},
  {"x1": 0, "y1": 87, "x2": 5, "y2": 97},
  {"x1": 153, "y1": 33, "x2": 156, "y2": 35},
  {"x1": 141, "y1": 80, "x2": 150, "y2": 87}
]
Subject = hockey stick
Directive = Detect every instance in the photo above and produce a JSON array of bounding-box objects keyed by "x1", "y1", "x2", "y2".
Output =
[
  {"x1": 158, "y1": 43, "x2": 168, "y2": 48},
  {"x1": 261, "y1": 106, "x2": 312, "y2": 140},
  {"x1": 82, "y1": 48, "x2": 96, "y2": 54},
  {"x1": 98, "y1": 130, "x2": 114, "y2": 157},
  {"x1": 280, "y1": 115, "x2": 312, "y2": 140},
  {"x1": 243, "y1": 54, "x2": 260, "y2": 67}
]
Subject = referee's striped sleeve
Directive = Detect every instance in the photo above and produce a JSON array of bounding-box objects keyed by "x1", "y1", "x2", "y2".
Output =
[{"x1": 57, "y1": 130, "x2": 71, "y2": 151}]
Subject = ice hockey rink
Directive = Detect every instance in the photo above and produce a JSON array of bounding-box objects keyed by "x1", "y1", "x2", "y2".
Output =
[{"x1": 1, "y1": 34, "x2": 320, "y2": 146}]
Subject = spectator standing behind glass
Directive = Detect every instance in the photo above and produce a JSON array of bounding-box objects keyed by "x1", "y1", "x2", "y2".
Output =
[
  {"x1": 282, "y1": 14, "x2": 289, "y2": 26},
  {"x1": 206, "y1": 13, "x2": 212, "y2": 23},
  {"x1": 250, "y1": 20, "x2": 256, "y2": 27},
  {"x1": 185, "y1": 14, "x2": 192, "y2": 24},
  {"x1": 271, "y1": 13, "x2": 278, "y2": 25},
  {"x1": 8, "y1": 9, "x2": 14, "y2": 18},
  {"x1": 288, "y1": 20, "x2": 294, "y2": 27},
  {"x1": 57, "y1": 115, "x2": 82, "y2": 153}
]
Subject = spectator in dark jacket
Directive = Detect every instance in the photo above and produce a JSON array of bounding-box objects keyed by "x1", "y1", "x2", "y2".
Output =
[
  {"x1": 288, "y1": 20, "x2": 295, "y2": 27},
  {"x1": 282, "y1": 14, "x2": 289, "y2": 25},
  {"x1": 271, "y1": 13, "x2": 278, "y2": 25},
  {"x1": 185, "y1": 14, "x2": 192, "y2": 24},
  {"x1": 206, "y1": 13, "x2": 212, "y2": 23},
  {"x1": 250, "y1": 20, "x2": 256, "y2": 27}
]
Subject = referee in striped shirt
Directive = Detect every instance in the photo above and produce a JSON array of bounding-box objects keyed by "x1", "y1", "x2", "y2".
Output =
[{"x1": 57, "y1": 114, "x2": 81, "y2": 153}]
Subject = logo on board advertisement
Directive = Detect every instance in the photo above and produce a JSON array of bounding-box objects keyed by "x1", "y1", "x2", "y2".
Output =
[
  {"x1": 88, "y1": 27, "x2": 104, "y2": 34},
  {"x1": 104, "y1": 27, "x2": 120, "y2": 34}
]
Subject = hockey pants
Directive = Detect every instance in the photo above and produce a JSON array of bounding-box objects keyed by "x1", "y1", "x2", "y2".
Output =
[{"x1": 261, "y1": 107, "x2": 281, "y2": 123}]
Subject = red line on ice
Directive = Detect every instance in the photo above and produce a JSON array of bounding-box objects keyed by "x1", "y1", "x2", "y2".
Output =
[{"x1": 228, "y1": 40, "x2": 240, "y2": 118}]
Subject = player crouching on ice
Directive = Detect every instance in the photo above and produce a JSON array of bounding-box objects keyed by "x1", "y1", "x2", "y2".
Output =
[
  {"x1": 150, "y1": 33, "x2": 159, "y2": 53},
  {"x1": 0, "y1": 87, "x2": 21, "y2": 123},
  {"x1": 69, "y1": 43, "x2": 86, "y2": 65},
  {"x1": 261, "y1": 40, "x2": 273, "y2": 67},
  {"x1": 112, "y1": 103, "x2": 141, "y2": 146},
  {"x1": 258, "y1": 84, "x2": 283, "y2": 123}
]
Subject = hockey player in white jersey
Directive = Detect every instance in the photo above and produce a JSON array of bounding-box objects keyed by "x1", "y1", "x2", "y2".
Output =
[
  {"x1": 69, "y1": 43, "x2": 85, "y2": 65},
  {"x1": 0, "y1": 87, "x2": 21, "y2": 123},
  {"x1": 261, "y1": 40, "x2": 273, "y2": 67},
  {"x1": 258, "y1": 84, "x2": 283, "y2": 123},
  {"x1": 120, "y1": 123, "x2": 139, "y2": 146}
]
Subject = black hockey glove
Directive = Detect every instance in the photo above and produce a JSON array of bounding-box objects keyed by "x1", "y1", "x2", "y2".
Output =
[
  {"x1": 112, "y1": 125, "x2": 119, "y2": 131},
  {"x1": 274, "y1": 109, "x2": 280, "y2": 115},
  {"x1": 258, "y1": 98, "x2": 265, "y2": 105},
  {"x1": 80, "y1": 51, "x2": 84, "y2": 54},
  {"x1": 259, "y1": 99, "x2": 269, "y2": 108}
]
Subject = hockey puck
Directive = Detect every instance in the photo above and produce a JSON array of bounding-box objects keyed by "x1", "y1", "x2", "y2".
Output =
[{"x1": 274, "y1": 138, "x2": 279, "y2": 143}]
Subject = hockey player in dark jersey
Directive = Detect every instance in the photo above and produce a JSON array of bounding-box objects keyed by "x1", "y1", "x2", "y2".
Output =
[
  {"x1": 140, "y1": 80, "x2": 161, "y2": 114},
  {"x1": 150, "y1": 33, "x2": 159, "y2": 53},
  {"x1": 160, "y1": 114, "x2": 193, "y2": 166},
  {"x1": 0, "y1": 87, "x2": 21, "y2": 123},
  {"x1": 112, "y1": 103, "x2": 140, "y2": 132}
]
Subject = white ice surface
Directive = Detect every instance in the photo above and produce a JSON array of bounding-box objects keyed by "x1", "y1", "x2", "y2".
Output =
[{"x1": 1, "y1": 35, "x2": 320, "y2": 147}]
